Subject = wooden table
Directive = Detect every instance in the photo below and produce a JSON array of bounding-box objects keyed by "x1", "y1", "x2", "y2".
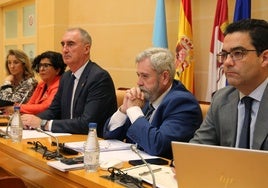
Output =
[
  {"x1": 0, "y1": 132, "x2": 138, "y2": 188},
  {"x1": 0, "y1": 115, "x2": 9, "y2": 126}
]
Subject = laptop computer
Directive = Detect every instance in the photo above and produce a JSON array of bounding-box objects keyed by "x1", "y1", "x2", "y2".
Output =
[{"x1": 171, "y1": 141, "x2": 268, "y2": 188}]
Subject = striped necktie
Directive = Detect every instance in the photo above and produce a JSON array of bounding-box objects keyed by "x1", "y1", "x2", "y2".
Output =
[{"x1": 145, "y1": 104, "x2": 155, "y2": 121}]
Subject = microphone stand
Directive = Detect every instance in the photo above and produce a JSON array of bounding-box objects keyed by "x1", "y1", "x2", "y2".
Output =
[
  {"x1": 130, "y1": 144, "x2": 156, "y2": 188},
  {"x1": 0, "y1": 115, "x2": 12, "y2": 139},
  {"x1": 18, "y1": 90, "x2": 30, "y2": 106},
  {"x1": 4, "y1": 115, "x2": 12, "y2": 138},
  {"x1": 36, "y1": 128, "x2": 62, "y2": 160}
]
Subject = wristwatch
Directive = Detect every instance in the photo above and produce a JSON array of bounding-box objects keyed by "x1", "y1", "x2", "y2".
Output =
[{"x1": 40, "y1": 120, "x2": 48, "y2": 131}]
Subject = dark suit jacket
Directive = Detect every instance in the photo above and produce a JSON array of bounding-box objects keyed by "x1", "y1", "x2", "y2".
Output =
[
  {"x1": 38, "y1": 61, "x2": 117, "y2": 137},
  {"x1": 190, "y1": 85, "x2": 268, "y2": 150},
  {"x1": 103, "y1": 80, "x2": 203, "y2": 159}
]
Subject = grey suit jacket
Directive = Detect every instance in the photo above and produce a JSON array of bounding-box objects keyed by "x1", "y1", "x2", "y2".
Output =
[{"x1": 190, "y1": 85, "x2": 268, "y2": 150}]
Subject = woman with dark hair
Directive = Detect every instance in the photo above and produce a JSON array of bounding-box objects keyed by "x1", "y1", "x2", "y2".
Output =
[
  {"x1": 2, "y1": 51, "x2": 66, "y2": 115},
  {"x1": 0, "y1": 49, "x2": 37, "y2": 107},
  {"x1": 19, "y1": 51, "x2": 66, "y2": 114}
]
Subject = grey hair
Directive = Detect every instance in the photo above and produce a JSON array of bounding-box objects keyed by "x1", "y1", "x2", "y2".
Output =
[
  {"x1": 135, "y1": 47, "x2": 175, "y2": 80},
  {"x1": 66, "y1": 27, "x2": 92, "y2": 45}
]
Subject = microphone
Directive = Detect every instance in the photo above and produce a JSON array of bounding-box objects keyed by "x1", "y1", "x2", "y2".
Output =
[
  {"x1": 0, "y1": 115, "x2": 12, "y2": 139},
  {"x1": 36, "y1": 128, "x2": 62, "y2": 159},
  {"x1": 19, "y1": 90, "x2": 30, "y2": 106},
  {"x1": 130, "y1": 144, "x2": 156, "y2": 188}
]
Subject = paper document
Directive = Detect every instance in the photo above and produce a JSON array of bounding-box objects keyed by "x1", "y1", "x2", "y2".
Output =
[
  {"x1": 47, "y1": 151, "x2": 159, "y2": 172},
  {"x1": 47, "y1": 148, "x2": 158, "y2": 172},
  {"x1": 47, "y1": 139, "x2": 160, "y2": 172},
  {"x1": 0, "y1": 127, "x2": 71, "y2": 139},
  {"x1": 47, "y1": 160, "x2": 84, "y2": 172},
  {"x1": 65, "y1": 139, "x2": 132, "y2": 153},
  {"x1": 123, "y1": 164, "x2": 178, "y2": 188},
  {"x1": 100, "y1": 149, "x2": 158, "y2": 162}
]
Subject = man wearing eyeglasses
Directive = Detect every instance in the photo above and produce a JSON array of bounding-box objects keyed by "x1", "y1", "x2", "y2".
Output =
[{"x1": 190, "y1": 19, "x2": 268, "y2": 150}]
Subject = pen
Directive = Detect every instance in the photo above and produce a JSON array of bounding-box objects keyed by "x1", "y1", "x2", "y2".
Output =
[
  {"x1": 123, "y1": 164, "x2": 147, "y2": 172},
  {"x1": 139, "y1": 168, "x2": 162, "y2": 176}
]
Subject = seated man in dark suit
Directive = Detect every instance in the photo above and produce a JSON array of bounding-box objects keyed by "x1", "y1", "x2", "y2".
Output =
[
  {"x1": 21, "y1": 28, "x2": 117, "y2": 137},
  {"x1": 103, "y1": 47, "x2": 202, "y2": 159}
]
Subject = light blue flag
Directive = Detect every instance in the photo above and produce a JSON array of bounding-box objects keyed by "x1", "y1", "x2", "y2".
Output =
[
  {"x1": 152, "y1": 0, "x2": 168, "y2": 48},
  {"x1": 233, "y1": 0, "x2": 251, "y2": 21}
]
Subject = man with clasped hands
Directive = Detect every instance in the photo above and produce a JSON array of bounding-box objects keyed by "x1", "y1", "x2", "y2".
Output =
[{"x1": 103, "y1": 47, "x2": 202, "y2": 159}]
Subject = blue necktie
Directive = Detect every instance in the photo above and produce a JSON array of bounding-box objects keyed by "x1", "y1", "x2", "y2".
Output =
[
  {"x1": 66, "y1": 74, "x2": 76, "y2": 118},
  {"x1": 239, "y1": 96, "x2": 253, "y2": 149}
]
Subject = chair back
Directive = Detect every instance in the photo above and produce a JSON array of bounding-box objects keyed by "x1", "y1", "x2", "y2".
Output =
[
  {"x1": 0, "y1": 176, "x2": 26, "y2": 188},
  {"x1": 116, "y1": 89, "x2": 126, "y2": 107}
]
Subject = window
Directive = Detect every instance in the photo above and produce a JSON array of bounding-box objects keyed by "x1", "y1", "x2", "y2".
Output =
[{"x1": 3, "y1": 0, "x2": 36, "y2": 60}]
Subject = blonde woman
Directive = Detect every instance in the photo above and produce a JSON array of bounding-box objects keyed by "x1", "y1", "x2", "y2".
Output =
[{"x1": 0, "y1": 49, "x2": 37, "y2": 108}]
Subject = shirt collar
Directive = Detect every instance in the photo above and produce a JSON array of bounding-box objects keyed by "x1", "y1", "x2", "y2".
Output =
[
  {"x1": 239, "y1": 78, "x2": 268, "y2": 102},
  {"x1": 151, "y1": 84, "x2": 172, "y2": 109},
  {"x1": 72, "y1": 60, "x2": 89, "y2": 80}
]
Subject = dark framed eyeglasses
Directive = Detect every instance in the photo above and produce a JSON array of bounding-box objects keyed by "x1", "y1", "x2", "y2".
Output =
[
  {"x1": 216, "y1": 49, "x2": 257, "y2": 63},
  {"x1": 38, "y1": 63, "x2": 54, "y2": 70}
]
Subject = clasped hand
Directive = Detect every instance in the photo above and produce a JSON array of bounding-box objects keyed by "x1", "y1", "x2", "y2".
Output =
[{"x1": 119, "y1": 87, "x2": 145, "y2": 113}]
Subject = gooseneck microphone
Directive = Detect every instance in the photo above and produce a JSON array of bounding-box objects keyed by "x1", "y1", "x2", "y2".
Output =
[
  {"x1": 19, "y1": 90, "x2": 30, "y2": 106},
  {"x1": 4, "y1": 116, "x2": 12, "y2": 139},
  {"x1": 0, "y1": 115, "x2": 12, "y2": 139},
  {"x1": 130, "y1": 144, "x2": 156, "y2": 188},
  {"x1": 36, "y1": 128, "x2": 62, "y2": 159}
]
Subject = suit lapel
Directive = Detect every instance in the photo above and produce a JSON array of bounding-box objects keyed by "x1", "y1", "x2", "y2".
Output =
[
  {"x1": 252, "y1": 85, "x2": 268, "y2": 149},
  {"x1": 221, "y1": 91, "x2": 239, "y2": 146},
  {"x1": 72, "y1": 63, "x2": 90, "y2": 110}
]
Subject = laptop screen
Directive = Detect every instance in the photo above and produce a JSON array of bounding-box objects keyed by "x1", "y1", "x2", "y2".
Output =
[{"x1": 171, "y1": 141, "x2": 268, "y2": 188}]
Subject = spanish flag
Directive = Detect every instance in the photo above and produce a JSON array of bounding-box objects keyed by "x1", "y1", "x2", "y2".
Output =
[
  {"x1": 206, "y1": 0, "x2": 228, "y2": 101},
  {"x1": 175, "y1": 0, "x2": 194, "y2": 94}
]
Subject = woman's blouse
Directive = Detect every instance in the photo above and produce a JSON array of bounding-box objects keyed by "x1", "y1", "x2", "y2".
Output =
[{"x1": 0, "y1": 77, "x2": 38, "y2": 105}]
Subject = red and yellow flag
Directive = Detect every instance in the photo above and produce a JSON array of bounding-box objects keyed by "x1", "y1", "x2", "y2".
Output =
[
  {"x1": 175, "y1": 0, "x2": 194, "y2": 94},
  {"x1": 206, "y1": 0, "x2": 228, "y2": 101}
]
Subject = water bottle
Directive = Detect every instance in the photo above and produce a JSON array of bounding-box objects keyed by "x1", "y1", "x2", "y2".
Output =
[
  {"x1": 10, "y1": 106, "x2": 23, "y2": 142},
  {"x1": 84, "y1": 122, "x2": 100, "y2": 172}
]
